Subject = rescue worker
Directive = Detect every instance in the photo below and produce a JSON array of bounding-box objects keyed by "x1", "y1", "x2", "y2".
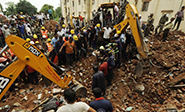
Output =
[
  {"x1": 32, "y1": 34, "x2": 39, "y2": 42},
  {"x1": 61, "y1": 24, "x2": 67, "y2": 34},
  {"x1": 144, "y1": 13, "x2": 154, "y2": 37},
  {"x1": 155, "y1": 14, "x2": 168, "y2": 35},
  {"x1": 26, "y1": 38, "x2": 31, "y2": 42},
  {"x1": 40, "y1": 27, "x2": 48, "y2": 39},
  {"x1": 46, "y1": 38, "x2": 53, "y2": 53}
]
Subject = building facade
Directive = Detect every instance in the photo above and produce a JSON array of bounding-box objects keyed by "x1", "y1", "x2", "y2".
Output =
[
  {"x1": 60, "y1": 0, "x2": 120, "y2": 23},
  {"x1": 134, "y1": 0, "x2": 185, "y2": 31},
  {"x1": 60, "y1": 0, "x2": 185, "y2": 31}
]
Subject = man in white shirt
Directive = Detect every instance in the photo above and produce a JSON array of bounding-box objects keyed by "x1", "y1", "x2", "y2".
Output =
[
  {"x1": 103, "y1": 24, "x2": 112, "y2": 45},
  {"x1": 163, "y1": 17, "x2": 175, "y2": 41},
  {"x1": 57, "y1": 88, "x2": 96, "y2": 112}
]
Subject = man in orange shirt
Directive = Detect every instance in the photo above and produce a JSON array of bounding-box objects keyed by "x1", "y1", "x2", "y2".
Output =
[{"x1": 59, "y1": 37, "x2": 76, "y2": 66}]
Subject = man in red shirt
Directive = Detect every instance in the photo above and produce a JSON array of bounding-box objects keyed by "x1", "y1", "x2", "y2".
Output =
[
  {"x1": 25, "y1": 65, "x2": 39, "y2": 84},
  {"x1": 99, "y1": 62, "x2": 108, "y2": 76}
]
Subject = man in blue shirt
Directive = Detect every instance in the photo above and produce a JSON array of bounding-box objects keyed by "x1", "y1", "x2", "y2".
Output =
[
  {"x1": 90, "y1": 88, "x2": 113, "y2": 112},
  {"x1": 55, "y1": 36, "x2": 65, "y2": 66},
  {"x1": 48, "y1": 7, "x2": 53, "y2": 19},
  {"x1": 51, "y1": 33, "x2": 59, "y2": 62},
  {"x1": 18, "y1": 22, "x2": 27, "y2": 39}
]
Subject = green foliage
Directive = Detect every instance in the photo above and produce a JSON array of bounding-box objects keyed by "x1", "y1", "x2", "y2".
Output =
[
  {"x1": 5, "y1": 2, "x2": 16, "y2": 15},
  {"x1": 40, "y1": 4, "x2": 54, "y2": 13},
  {"x1": 6, "y1": 5, "x2": 16, "y2": 15},
  {"x1": 16, "y1": 0, "x2": 37, "y2": 15},
  {"x1": 55, "y1": 7, "x2": 62, "y2": 17},
  {"x1": 0, "y1": 3, "x2": 3, "y2": 12}
]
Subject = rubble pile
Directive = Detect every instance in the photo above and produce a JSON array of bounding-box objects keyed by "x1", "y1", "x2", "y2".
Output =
[
  {"x1": 44, "y1": 20, "x2": 61, "y2": 32},
  {"x1": 0, "y1": 31, "x2": 185, "y2": 112}
]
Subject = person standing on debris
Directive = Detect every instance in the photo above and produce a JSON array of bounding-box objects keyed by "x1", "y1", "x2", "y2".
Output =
[
  {"x1": 113, "y1": 2, "x2": 119, "y2": 19},
  {"x1": 18, "y1": 22, "x2": 27, "y2": 39},
  {"x1": 94, "y1": 23, "x2": 101, "y2": 49},
  {"x1": 57, "y1": 88, "x2": 96, "y2": 112},
  {"x1": 163, "y1": 17, "x2": 175, "y2": 41},
  {"x1": 51, "y1": 33, "x2": 59, "y2": 62},
  {"x1": 103, "y1": 24, "x2": 112, "y2": 45},
  {"x1": 144, "y1": 13, "x2": 154, "y2": 37},
  {"x1": 92, "y1": 65, "x2": 106, "y2": 95},
  {"x1": 55, "y1": 36, "x2": 65, "y2": 66},
  {"x1": 90, "y1": 88, "x2": 113, "y2": 112},
  {"x1": 59, "y1": 37, "x2": 76, "y2": 66},
  {"x1": 48, "y1": 7, "x2": 53, "y2": 19},
  {"x1": 99, "y1": 61, "x2": 108, "y2": 77},
  {"x1": 25, "y1": 65, "x2": 39, "y2": 85},
  {"x1": 155, "y1": 14, "x2": 168, "y2": 35},
  {"x1": 173, "y1": 6, "x2": 185, "y2": 31}
]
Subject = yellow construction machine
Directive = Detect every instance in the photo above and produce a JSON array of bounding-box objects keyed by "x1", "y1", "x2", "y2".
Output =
[{"x1": 0, "y1": 35, "x2": 86, "y2": 100}]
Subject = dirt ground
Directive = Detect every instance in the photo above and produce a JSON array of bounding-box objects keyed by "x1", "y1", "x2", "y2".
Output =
[{"x1": 0, "y1": 31, "x2": 185, "y2": 112}]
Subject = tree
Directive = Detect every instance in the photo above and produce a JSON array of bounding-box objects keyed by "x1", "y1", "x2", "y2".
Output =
[
  {"x1": 0, "y1": 3, "x2": 3, "y2": 12},
  {"x1": 40, "y1": 4, "x2": 54, "y2": 13},
  {"x1": 16, "y1": 0, "x2": 37, "y2": 15},
  {"x1": 5, "y1": 2, "x2": 16, "y2": 15},
  {"x1": 55, "y1": 7, "x2": 62, "y2": 17}
]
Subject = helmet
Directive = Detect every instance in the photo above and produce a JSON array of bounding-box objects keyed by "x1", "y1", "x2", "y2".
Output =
[
  {"x1": 26, "y1": 38, "x2": 31, "y2": 42},
  {"x1": 20, "y1": 16, "x2": 24, "y2": 19},
  {"x1": 99, "y1": 46, "x2": 105, "y2": 50},
  {"x1": 35, "y1": 41, "x2": 39, "y2": 44},
  {"x1": 20, "y1": 12, "x2": 23, "y2": 14},
  {"x1": 30, "y1": 41, "x2": 35, "y2": 45},
  {"x1": 62, "y1": 24, "x2": 65, "y2": 27},
  {"x1": 33, "y1": 34, "x2": 38, "y2": 39},
  {"x1": 41, "y1": 27, "x2": 45, "y2": 30},
  {"x1": 70, "y1": 30, "x2": 74, "y2": 34},
  {"x1": 97, "y1": 23, "x2": 100, "y2": 27},
  {"x1": 73, "y1": 35, "x2": 78, "y2": 41},
  {"x1": 47, "y1": 38, "x2": 51, "y2": 42},
  {"x1": 117, "y1": 30, "x2": 121, "y2": 35}
]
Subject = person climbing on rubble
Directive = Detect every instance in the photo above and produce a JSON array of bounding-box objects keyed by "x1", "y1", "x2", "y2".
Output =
[
  {"x1": 92, "y1": 65, "x2": 106, "y2": 95},
  {"x1": 144, "y1": 13, "x2": 154, "y2": 37},
  {"x1": 90, "y1": 88, "x2": 113, "y2": 112},
  {"x1": 59, "y1": 36, "x2": 76, "y2": 67},
  {"x1": 173, "y1": 6, "x2": 185, "y2": 31},
  {"x1": 162, "y1": 17, "x2": 175, "y2": 41},
  {"x1": 155, "y1": 14, "x2": 168, "y2": 36},
  {"x1": 56, "y1": 88, "x2": 96, "y2": 112}
]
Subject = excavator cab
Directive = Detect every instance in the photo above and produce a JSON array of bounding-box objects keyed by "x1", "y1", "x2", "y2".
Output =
[{"x1": 95, "y1": 2, "x2": 119, "y2": 27}]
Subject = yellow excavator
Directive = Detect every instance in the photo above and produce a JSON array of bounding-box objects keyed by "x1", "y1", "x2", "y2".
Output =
[
  {"x1": 114, "y1": 4, "x2": 149, "y2": 76},
  {"x1": 96, "y1": 3, "x2": 149, "y2": 75},
  {"x1": 0, "y1": 35, "x2": 86, "y2": 100}
]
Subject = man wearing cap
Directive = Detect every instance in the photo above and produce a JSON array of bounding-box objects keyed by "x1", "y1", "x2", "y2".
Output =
[
  {"x1": 2, "y1": 25, "x2": 10, "y2": 38},
  {"x1": 41, "y1": 27, "x2": 48, "y2": 39},
  {"x1": 94, "y1": 23, "x2": 101, "y2": 49}
]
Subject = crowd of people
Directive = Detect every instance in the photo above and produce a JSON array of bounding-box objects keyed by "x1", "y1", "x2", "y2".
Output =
[{"x1": 0, "y1": 3, "x2": 184, "y2": 111}]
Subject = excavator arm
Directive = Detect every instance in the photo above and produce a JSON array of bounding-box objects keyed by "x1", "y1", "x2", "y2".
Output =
[
  {"x1": 114, "y1": 4, "x2": 148, "y2": 59},
  {"x1": 0, "y1": 35, "x2": 80, "y2": 100}
]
